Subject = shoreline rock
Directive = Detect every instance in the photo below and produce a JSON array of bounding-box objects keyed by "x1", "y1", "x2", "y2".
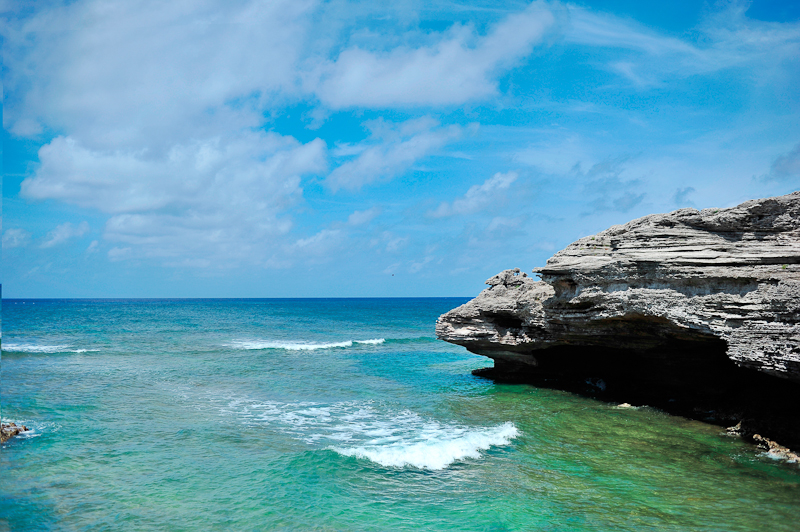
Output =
[
  {"x1": 1, "y1": 422, "x2": 30, "y2": 444},
  {"x1": 436, "y1": 191, "x2": 800, "y2": 460},
  {"x1": 751, "y1": 434, "x2": 800, "y2": 463}
]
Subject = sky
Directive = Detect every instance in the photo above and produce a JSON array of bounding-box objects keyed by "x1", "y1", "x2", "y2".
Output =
[{"x1": 2, "y1": 0, "x2": 800, "y2": 298}]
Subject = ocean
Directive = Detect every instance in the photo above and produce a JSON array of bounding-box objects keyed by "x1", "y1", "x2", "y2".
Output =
[{"x1": 1, "y1": 298, "x2": 799, "y2": 531}]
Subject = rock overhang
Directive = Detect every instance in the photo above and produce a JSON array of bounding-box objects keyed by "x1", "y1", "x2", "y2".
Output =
[{"x1": 437, "y1": 191, "x2": 800, "y2": 382}]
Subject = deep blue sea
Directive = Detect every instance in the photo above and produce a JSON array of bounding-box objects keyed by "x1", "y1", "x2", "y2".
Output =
[{"x1": 2, "y1": 298, "x2": 799, "y2": 531}]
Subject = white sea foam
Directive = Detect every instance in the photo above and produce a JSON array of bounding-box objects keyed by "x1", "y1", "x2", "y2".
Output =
[
  {"x1": 1, "y1": 419, "x2": 58, "y2": 440},
  {"x1": 335, "y1": 421, "x2": 520, "y2": 470},
  {"x1": 355, "y1": 338, "x2": 385, "y2": 345},
  {"x1": 1, "y1": 343, "x2": 93, "y2": 354},
  {"x1": 228, "y1": 338, "x2": 385, "y2": 350},
  {"x1": 229, "y1": 340, "x2": 353, "y2": 350},
  {"x1": 216, "y1": 398, "x2": 519, "y2": 470}
]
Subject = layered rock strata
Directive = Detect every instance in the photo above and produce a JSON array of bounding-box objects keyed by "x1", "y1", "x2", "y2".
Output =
[{"x1": 437, "y1": 191, "x2": 800, "y2": 450}]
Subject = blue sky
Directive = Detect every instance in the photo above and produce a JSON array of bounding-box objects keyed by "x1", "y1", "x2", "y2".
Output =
[{"x1": 2, "y1": 0, "x2": 800, "y2": 298}]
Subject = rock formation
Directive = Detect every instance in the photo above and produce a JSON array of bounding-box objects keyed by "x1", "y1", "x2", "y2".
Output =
[
  {"x1": 437, "y1": 191, "x2": 800, "y2": 451},
  {"x1": 1, "y1": 422, "x2": 29, "y2": 444}
]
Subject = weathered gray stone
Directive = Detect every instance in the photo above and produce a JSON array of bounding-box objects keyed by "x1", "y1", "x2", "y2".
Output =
[{"x1": 437, "y1": 191, "x2": 800, "y2": 381}]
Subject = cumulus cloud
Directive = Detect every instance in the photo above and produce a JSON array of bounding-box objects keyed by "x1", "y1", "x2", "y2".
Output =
[
  {"x1": 6, "y1": 0, "x2": 798, "y2": 280},
  {"x1": 41, "y1": 221, "x2": 90, "y2": 248},
  {"x1": 430, "y1": 171, "x2": 518, "y2": 217},
  {"x1": 4, "y1": 0, "x2": 315, "y2": 149},
  {"x1": 2, "y1": 0, "x2": 562, "y2": 146},
  {"x1": 326, "y1": 117, "x2": 464, "y2": 191},
  {"x1": 312, "y1": 2, "x2": 556, "y2": 108},
  {"x1": 3, "y1": 0, "x2": 333, "y2": 266},
  {"x1": 22, "y1": 132, "x2": 326, "y2": 262},
  {"x1": 23, "y1": 133, "x2": 325, "y2": 214},
  {"x1": 3, "y1": 228, "x2": 32, "y2": 248}
]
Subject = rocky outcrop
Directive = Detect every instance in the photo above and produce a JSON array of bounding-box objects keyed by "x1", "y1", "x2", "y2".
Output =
[
  {"x1": 437, "y1": 191, "x2": 800, "y2": 450},
  {"x1": 1, "y1": 422, "x2": 29, "y2": 444}
]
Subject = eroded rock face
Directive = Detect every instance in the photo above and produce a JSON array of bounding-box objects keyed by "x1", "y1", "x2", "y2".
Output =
[{"x1": 437, "y1": 191, "x2": 800, "y2": 381}]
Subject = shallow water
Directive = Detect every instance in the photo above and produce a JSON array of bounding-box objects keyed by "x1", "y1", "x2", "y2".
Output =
[{"x1": 2, "y1": 298, "x2": 799, "y2": 531}]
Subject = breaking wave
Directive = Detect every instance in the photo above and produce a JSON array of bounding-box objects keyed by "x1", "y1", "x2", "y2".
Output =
[
  {"x1": 354, "y1": 338, "x2": 385, "y2": 345},
  {"x1": 334, "y1": 421, "x2": 519, "y2": 470},
  {"x1": 217, "y1": 398, "x2": 519, "y2": 470},
  {"x1": 0, "y1": 418, "x2": 59, "y2": 440},
  {"x1": 227, "y1": 339, "x2": 385, "y2": 351},
  {"x1": 2, "y1": 343, "x2": 93, "y2": 354}
]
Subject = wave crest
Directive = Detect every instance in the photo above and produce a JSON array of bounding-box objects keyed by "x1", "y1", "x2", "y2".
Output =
[
  {"x1": 335, "y1": 421, "x2": 519, "y2": 470},
  {"x1": 228, "y1": 338, "x2": 385, "y2": 351},
  {"x1": 2, "y1": 343, "x2": 92, "y2": 354},
  {"x1": 216, "y1": 398, "x2": 519, "y2": 470},
  {"x1": 355, "y1": 338, "x2": 385, "y2": 345}
]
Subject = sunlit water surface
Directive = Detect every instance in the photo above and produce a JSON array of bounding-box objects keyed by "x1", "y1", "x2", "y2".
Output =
[{"x1": 2, "y1": 299, "x2": 798, "y2": 531}]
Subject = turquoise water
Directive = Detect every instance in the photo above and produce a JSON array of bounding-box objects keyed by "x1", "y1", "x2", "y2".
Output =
[{"x1": 1, "y1": 298, "x2": 799, "y2": 531}]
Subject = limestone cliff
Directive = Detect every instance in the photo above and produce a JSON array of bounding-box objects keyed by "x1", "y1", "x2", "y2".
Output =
[{"x1": 437, "y1": 191, "x2": 800, "y2": 449}]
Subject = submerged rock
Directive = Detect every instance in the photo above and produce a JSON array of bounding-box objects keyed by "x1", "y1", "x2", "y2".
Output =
[
  {"x1": 437, "y1": 191, "x2": 800, "y2": 454},
  {"x1": 1, "y1": 422, "x2": 30, "y2": 443}
]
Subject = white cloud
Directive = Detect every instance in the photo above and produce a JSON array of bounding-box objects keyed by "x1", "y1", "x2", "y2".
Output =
[
  {"x1": 4, "y1": 0, "x2": 316, "y2": 149},
  {"x1": 326, "y1": 117, "x2": 463, "y2": 191},
  {"x1": 23, "y1": 133, "x2": 325, "y2": 214},
  {"x1": 291, "y1": 229, "x2": 343, "y2": 258},
  {"x1": 3, "y1": 0, "x2": 559, "y2": 142},
  {"x1": 293, "y1": 228, "x2": 340, "y2": 248},
  {"x1": 22, "y1": 132, "x2": 326, "y2": 262},
  {"x1": 9, "y1": 118, "x2": 43, "y2": 137},
  {"x1": 4, "y1": 0, "x2": 331, "y2": 267},
  {"x1": 3, "y1": 228, "x2": 31, "y2": 248},
  {"x1": 564, "y1": 3, "x2": 800, "y2": 87},
  {"x1": 566, "y1": 8, "x2": 701, "y2": 59},
  {"x1": 41, "y1": 221, "x2": 90, "y2": 248},
  {"x1": 430, "y1": 171, "x2": 518, "y2": 217},
  {"x1": 6, "y1": 0, "x2": 798, "y2": 282},
  {"x1": 347, "y1": 207, "x2": 380, "y2": 226},
  {"x1": 312, "y1": 2, "x2": 555, "y2": 108}
]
